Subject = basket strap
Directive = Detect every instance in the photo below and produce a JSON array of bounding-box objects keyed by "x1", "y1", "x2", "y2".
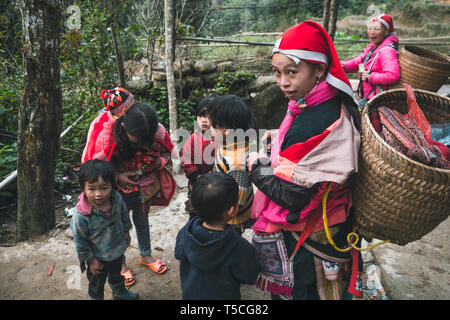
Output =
[{"x1": 321, "y1": 183, "x2": 391, "y2": 252}]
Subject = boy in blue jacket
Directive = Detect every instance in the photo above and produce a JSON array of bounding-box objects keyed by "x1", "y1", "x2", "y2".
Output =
[
  {"x1": 70, "y1": 159, "x2": 139, "y2": 300},
  {"x1": 174, "y1": 173, "x2": 260, "y2": 300}
]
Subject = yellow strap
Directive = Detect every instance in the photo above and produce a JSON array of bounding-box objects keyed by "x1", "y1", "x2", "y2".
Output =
[{"x1": 322, "y1": 183, "x2": 390, "y2": 252}]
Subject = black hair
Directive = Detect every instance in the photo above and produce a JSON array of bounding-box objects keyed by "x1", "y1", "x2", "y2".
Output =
[
  {"x1": 196, "y1": 97, "x2": 215, "y2": 117},
  {"x1": 208, "y1": 95, "x2": 257, "y2": 131},
  {"x1": 190, "y1": 172, "x2": 239, "y2": 223},
  {"x1": 114, "y1": 102, "x2": 159, "y2": 161},
  {"x1": 79, "y1": 159, "x2": 116, "y2": 190}
]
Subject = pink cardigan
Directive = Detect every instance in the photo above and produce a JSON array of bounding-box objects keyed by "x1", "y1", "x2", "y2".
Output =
[{"x1": 343, "y1": 34, "x2": 400, "y2": 99}]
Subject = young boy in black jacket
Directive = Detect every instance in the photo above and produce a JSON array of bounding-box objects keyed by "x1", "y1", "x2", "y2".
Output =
[{"x1": 174, "y1": 173, "x2": 260, "y2": 300}]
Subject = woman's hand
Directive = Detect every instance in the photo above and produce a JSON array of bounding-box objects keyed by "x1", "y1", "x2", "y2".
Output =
[
  {"x1": 118, "y1": 171, "x2": 138, "y2": 190},
  {"x1": 247, "y1": 151, "x2": 266, "y2": 172},
  {"x1": 361, "y1": 70, "x2": 370, "y2": 82}
]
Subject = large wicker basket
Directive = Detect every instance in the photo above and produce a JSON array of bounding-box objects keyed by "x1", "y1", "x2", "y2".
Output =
[
  {"x1": 389, "y1": 46, "x2": 450, "y2": 92},
  {"x1": 353, "y1": 88, "x2": 450, "y2": 245}
]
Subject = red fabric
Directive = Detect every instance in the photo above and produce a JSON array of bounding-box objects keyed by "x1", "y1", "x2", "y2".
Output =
[
  {"x1": 100, "y1": 87, "x2": 134, "y2": 115},
  {"x1": 273, "y1": 20, "x2": 353, "y2": 99},
  {"x1": 82, "y1": 114, "x2": 176, "y2": 206},
  {"x1": 153, "y1": 123, "x2": 175, "y2": 154},
  {"x1": 289, "y1": 201, "x2": 324, "y2": 260},
  {"x1": 180, "y1": 130, "x2": 216, "y2": 179},
  {"x1": 347, "y1": 249, "x2": 363, "y2": 298},
  {"x1": 369, "y1": 111, "x2": 382, "y2": 134},
  {"x1": 117, "y1": 123, "x2": 177, "y2": 205},
  {"x1": 426, "y1": 138, "x2": 450, "y2": 161},
  {"x1": 405, "y1": 84, "x2": 432, "y2": 140},
  {"x1": 152, "y1": 167, "x2": 176, "y2": 207},
  {"x1": 81, "y1": 111, "x2": 116, "y2": 163},
  {"x1": 372, "y1": 13, "x2": 394, "y2": 34},
  {"x1": 279, "y1": 125, "x2": 332, "y2": 164}
]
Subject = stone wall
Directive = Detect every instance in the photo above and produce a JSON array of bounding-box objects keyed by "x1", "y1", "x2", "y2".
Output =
[{"x1": 126, "y1": 59, "x2": 288, "y2": 130}]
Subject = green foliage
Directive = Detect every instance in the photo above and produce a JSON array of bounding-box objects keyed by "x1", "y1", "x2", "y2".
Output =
[
  {"x1": 138, "y1": 85, "x2": 196, "y2": 132},
  {"x1": 212, "y1": 67, "x2": 256, "y2": 95},
  {"x1": 0, "y1": 142, "x2": 17, "y2": 179},
  {"x1": 0, "y1": 2, "x2": 21, "y2": 181},
  {"x1": 1, "y1": 0, "x2": 448, "y2": 186}
]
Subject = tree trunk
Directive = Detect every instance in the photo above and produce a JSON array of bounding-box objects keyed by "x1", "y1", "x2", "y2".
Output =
[
  {"x1": 17, "y1": 0, "x2": 62, "y2": 241},
  {"x1": 329, "y1": 0, "x2": 341, "y2": 41},
  {"x1": 111, "y1": 15, "x2": 126, "y2": 87},
  {"x1": 322, "y1": 0, "x2": 331, "y2": 32},
  {"x1": 164, "y1": 0, "x2": 181, "y2": 173}
]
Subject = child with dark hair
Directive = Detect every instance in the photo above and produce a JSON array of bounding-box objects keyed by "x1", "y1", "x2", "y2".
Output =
[
  {"x1": 112, "y1": 102, "x2": 176, "y2": 283},
  {"x1": 82, "y1": 87, "x2": 135, "y2": 163},
  {"x1": 70, "y1": 159, "x2": 138, "y2": 300},
  {"x1": 180, "y1": 97, "x2": 217, "y2": 218},
  {"x1": 208, "y1": 95, "x2": 257, "y2": 234},
  {"x1": 174, "y1": 173, "x2": 260, "y2": 300},
  {"x1": 82, "y1": 90, "x2": 176, "y2": 286}
]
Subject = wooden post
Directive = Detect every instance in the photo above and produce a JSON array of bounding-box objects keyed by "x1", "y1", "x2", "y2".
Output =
[{"x1": 164, "y1": 0, "x2": 181, "y2": 172}]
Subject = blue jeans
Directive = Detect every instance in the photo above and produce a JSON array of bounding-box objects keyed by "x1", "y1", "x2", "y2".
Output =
[{"x1": 119, "y1": 191, "x2": 152, "y2": 259}]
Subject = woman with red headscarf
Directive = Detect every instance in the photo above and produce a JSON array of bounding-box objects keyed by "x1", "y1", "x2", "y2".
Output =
[
  {"x1": 342, "y1": 14, "x2": 400, "y2": 106},
  {"x1": 247, "y1": 21, "x2": 363, "y2": 300}
]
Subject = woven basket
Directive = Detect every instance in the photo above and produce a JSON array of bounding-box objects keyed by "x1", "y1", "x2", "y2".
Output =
[
  {"x1": 389, "y1": 46, "x2": 450, "y2": 92},
  {"x1": 353, "y1": 88, "x2": 450, "y2": 245}
]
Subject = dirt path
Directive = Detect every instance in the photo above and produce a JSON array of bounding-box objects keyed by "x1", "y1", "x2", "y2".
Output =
[
  {"x1": 0, "y1": 174, "x2": 269, "y2": 300},
  {"x1": 0, "y1": 173, "x2": 391, "y2": 300}
]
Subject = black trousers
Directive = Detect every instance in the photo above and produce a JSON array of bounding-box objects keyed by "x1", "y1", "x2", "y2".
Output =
[{"x1": 86, "y1": 255, "x2": 124, "y2": 300}]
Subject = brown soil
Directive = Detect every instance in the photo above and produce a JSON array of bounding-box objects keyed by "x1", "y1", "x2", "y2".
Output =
[{"x1": 0, "y1": 174, "x2": 270, "y2": 300}]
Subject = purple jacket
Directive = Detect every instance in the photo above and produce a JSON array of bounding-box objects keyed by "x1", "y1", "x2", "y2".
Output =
[{"x1": 343, "y1": 34, "x2": 400, "y2": 99}]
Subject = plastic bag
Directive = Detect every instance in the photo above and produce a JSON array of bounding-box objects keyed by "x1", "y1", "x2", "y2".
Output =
[{"x1": 404, "y1": 83, "x2": 432, "y2": 140}]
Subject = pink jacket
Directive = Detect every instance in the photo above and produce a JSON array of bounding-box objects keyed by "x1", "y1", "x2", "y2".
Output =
[
  {"x1": 343, "y1": 34, "x2": 400, "y2": 99},
  {"x1": 180, "y1": 130, "x2": 216, "y2": 184},
  {"x1": 81, "y1": 110, "x2": 116, "y2": 163}
]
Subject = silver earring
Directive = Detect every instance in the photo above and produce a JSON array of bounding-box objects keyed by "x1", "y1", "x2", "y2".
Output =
[{"x1": 311, "y1": 78, "x2": 320, "y2": 92}]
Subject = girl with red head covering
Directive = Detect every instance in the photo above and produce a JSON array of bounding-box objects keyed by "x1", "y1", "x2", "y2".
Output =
[
  {"x1": 247, "y1": 21, "x2": 363, "y2": 300},
  {"x1": 342, "y1": 14, "x2": 400, "y2": 105},
  {"x1": 81, "y1": 89, "x2": 176, "y2": 287}
]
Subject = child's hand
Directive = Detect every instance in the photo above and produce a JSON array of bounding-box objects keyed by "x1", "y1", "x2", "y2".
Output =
[
  {"x1": 248, "y1": 149, "x2": 269, "y2": 171},
  {"x1": 124, "y1": 230, "x2": 131, "y2": 247},
  {"x1": 88, "y1": 257, "x2": 104, "y2": 275},
  {"x1": 118, "y1": 172, "x2": 139, "y2": 189},
  {"x1": 361, "y1": 71, "x2": 369, "y2": 81}
]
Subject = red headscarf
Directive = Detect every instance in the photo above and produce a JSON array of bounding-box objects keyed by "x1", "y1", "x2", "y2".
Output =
[
  {"x1": 100, "y1": 87, "x2": 135, "y2": 116},
  {"x1": 372, "y1": 13, "x2": 395, "y2": 35},
  {"x1": 271, "y1": 20, "x2": 354, "y2": 99}
]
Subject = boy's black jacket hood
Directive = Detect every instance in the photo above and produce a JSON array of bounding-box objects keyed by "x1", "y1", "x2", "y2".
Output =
[{"x1": 176, "y1": 216, "x2": 239, "y2": 271}]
